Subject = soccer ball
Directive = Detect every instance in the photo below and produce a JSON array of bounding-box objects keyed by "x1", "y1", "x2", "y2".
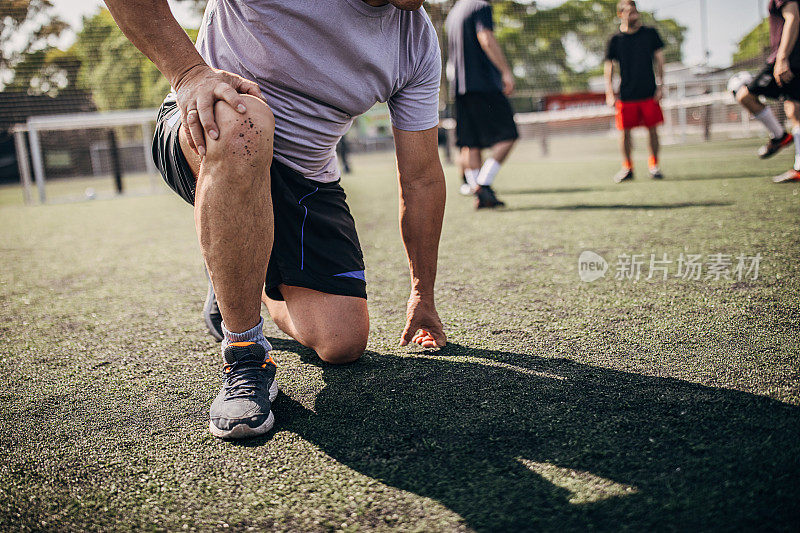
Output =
[
  {"x1": 85, "y1": 187, "x2": 97, "y2": 200},
  {"x1": 727, "y1": 71, "x2": 754, "y2": 95}
]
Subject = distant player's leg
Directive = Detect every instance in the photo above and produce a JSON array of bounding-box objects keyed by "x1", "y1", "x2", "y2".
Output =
[
  {"x1": 774, "y1": 99, "x2": 800, "y2": 183},
  {"x1": 642, "y1": 98, "x2": 665, "y2": 179},
  {"x1": 734, "y1": 69, "x2": 792, "y2": 159},
  {"x1": 615, "y1": 127, "x2": 635, "y2": 183},
  {"x1": 477, "y1": 138, "x2": 514, "y2": 184},
  {"x1": 613, "y1": 101, "x2": 634, "y2": 182},
  {"x1": 455, "y1": 94, "x2": 483, "y2": 196},
  {"x1": 473, "y1": 93, "x2": 517, "y2": 208},
  {"x1": 263, "y1": 287, "x2": 369, "y2": 364},
  {"x1": 336, "y1": 138, "x2": 351, "y2": 174},
  {"x1": 457, "y1": 147, "x2": 469, "y2": 194},
  {"x1": 461, "y1": 147, "x2": 482, "y2": 195},
  {"x1": 474, "y1": 139, "x2": 513, "y2": 207},
  {"x1": 647, "y1": 128, "x2": 661, "y2": 178},
  {"x1": 176, "y1": 95, "x2": 279, "y2": 439}
]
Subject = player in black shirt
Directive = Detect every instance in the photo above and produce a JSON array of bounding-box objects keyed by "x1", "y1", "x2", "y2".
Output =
[
  {"x1": 446, "y1": 0, "x2": 519, "y2": 208},
  {"x1": 604, "y1": 0, "x2": 665, "y2": 183},
  {"x1": 732, "y1": 0, "x2": 800, "y2": 183}
]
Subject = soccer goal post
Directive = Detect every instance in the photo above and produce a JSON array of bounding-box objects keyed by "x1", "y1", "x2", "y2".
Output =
[{"x1": 14, "y1": 108, "x2": 160, "y2": 204}]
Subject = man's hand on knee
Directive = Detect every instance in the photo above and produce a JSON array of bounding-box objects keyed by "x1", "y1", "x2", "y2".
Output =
[{"x1": 174, "y1": 65, "x2": 265, "y2": 157}]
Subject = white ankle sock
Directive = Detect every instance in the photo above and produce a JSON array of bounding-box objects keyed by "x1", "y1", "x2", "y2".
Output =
[
  {"x1": 464, "y1": 168, "x2": 479, "y2": 188},
  {"x1": 755, "y1": 107, "x2": 785, "y2": 139},
  {"x1": 476, "y1": 158, "x2": 501, "y2": 186},
  {"x1": 221, "y1": 317, "x2": 272, "y2": 354},
  {"x1": 793, "y1": 126, "x2": 800, "y2": 171}
]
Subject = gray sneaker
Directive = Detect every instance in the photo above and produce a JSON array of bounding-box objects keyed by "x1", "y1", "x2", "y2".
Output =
[{"x1": 209, "y1": 342, "x2": 278, "y2": 439}]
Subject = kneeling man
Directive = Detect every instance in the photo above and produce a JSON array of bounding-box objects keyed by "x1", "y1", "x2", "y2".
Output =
[{"x1": 105, "y1": 0, "x2": 448, "y2": 438}]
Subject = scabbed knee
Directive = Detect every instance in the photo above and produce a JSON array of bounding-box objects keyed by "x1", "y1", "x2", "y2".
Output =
[{"x1": 209, "y1": 98, "x2": 274, "y2": 160}]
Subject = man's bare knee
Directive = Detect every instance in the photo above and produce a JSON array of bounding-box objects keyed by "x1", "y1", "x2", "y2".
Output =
[
  {"x1": 735, "y1": 86, "x2": 750, "y2": 103},
  {"x1": 206, "y1": 96, "x2": 275, "y2": 166},
  {"x1": 316, "y1": 335, "x2": 368, "y2": 365}
]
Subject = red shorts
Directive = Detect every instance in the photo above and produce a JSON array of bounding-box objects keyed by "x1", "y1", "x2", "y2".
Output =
[{"x1": 615, "y1": 98, "x2": 664, "y2": 130}]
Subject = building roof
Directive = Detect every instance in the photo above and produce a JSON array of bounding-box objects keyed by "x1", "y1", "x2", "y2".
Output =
[{"x1": 0, "y1": 90, "x2": 96, "y2": 132}]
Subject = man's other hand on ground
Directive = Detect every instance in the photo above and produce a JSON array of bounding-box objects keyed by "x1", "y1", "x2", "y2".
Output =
[{"x1": 400, "y1": 292, "x2": 447, "y2": 348}]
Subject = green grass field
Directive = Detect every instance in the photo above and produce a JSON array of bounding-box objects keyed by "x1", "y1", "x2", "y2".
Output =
[{"x1": 1, "y1": 135, "x2": 799, "y2": 532}]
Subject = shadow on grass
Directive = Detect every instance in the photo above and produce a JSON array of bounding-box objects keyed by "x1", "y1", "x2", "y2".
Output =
[
  {"x1": 259, "y1": 339, "x2": 799, "y2": 531},
  {"x1": 500, "y1": 201, "x2": 733, "y2": 212},
  {"x1": 665, "y1": 173, "x2": 765, "y2": 183},
  {"x1": 498, "y1": 187, "x2": 601, "y2": 195}
]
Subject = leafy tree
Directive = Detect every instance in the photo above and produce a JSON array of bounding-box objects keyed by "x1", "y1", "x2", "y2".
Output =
[
  {"x1": 1, "y1": 0, "x2": 69, "y2": 91},
  {"x1": 6, "y1": 0, "x2": 687, "y2": 105},
  {"x1": 733, "y1": 20, "x2": 769, "y2": 64},
  {"x1": 71, "y1": 9, "x2": 172, "y2": 110},
  {"x1": 431, "y1": 0, "x2": 685, "y2": 96},
  {"x1": 7, "y1": 8, "x2": 199, "y2": 110},
  {"x1": 5, "y1": 47, "x2": 82, "y2": 96},
  {"x1": 73, "y1": 9, "x2": 199, "y2": 110}
]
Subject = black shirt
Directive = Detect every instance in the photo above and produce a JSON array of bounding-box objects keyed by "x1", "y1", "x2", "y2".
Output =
[
  {"x1": 769, "y1": 0, "x2": 800, "y2": 68},
  {"x1": 445, "y1": 0, "x2": 503, "y2": 95},
  {"x1": 605, "y1": 26, "x2": 665, "y2": 102}
]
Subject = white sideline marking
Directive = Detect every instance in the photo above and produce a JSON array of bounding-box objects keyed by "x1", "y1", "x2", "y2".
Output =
[{"x1": 411, "y1": 354, "x2": 567, "y2": 381}]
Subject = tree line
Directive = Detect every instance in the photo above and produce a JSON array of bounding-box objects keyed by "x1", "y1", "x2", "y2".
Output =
[{"x1": 10, "y1": 0, "x2": 765, "y2": 113}]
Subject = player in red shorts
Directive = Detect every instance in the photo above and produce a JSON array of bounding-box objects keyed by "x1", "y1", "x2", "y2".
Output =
[{"x1": 604, "y1": 0, "x2": 665, "y2": 183}]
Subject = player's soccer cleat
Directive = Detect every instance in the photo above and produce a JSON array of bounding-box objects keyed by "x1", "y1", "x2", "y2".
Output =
[
  {"x1": 649, "y1": 167, "x2": 664, "y2": 180},
  {"x1": 758, "y1": 132, "x2": 793, "y2": 159},
  {"x1": 203, "y1": 270, "x2": 223, "y2": 342},
  {"x1": 474, "y1": 185, "x2": 505, "y2": 209},
  {"x1": 614, "y1": 168, "x2": 634, "y2": 183},
  {"x1": 210, "y1": 342, "x2": 278, "y2": 439},
  {"x1": 772, "y1": 169, "x2": 800, "y2": 183}
]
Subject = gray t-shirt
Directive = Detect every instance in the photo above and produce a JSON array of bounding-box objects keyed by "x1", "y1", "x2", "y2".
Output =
[{"x1": 196, "y1": 0, "x2": 442, "y2": 182}]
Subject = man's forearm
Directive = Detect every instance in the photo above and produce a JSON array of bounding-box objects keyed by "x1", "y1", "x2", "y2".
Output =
[
  {"x1": 654, "y1": 52, "x2": 664, "y2": 85},
  {"x1": 778, "y1": 13, "x2": 799, "y2": 62},
  {"x1": 477, "y1": 31, "x2": 512, "y2": 77},
  {"x1": 604, "y1": 61, "x2": 615, "y2": 95},
  {"x1": 104, "y1": 0, "x2": 206, "y2": 87},
  {"x1": 399, "y1": 172, "x2": 446, "y2": 296}
]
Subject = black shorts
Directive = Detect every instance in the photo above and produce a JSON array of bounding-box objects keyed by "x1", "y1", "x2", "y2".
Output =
[
  {"x1": 455, "y1": 91, "x2": 519, "y2": 148},
  {"x1": 747, "y1": 62, "x2": 800, "y2": 102},
  {"x1": 152, "y1": 97, "x2": 367, "y2": 301}
]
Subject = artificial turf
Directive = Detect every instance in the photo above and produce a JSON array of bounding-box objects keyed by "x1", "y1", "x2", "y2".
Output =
[{"x1": 1, "y1": 135, "x2": 798, "y2": 531}]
